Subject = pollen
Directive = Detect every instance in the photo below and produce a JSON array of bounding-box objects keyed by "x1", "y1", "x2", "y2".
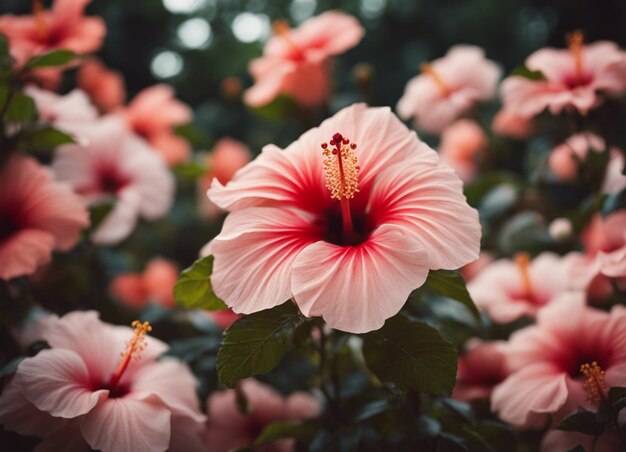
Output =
[
  {"x1": 121, "y1": 320, "x2": 152, "y2": 362},
  {"x1": 580, "y1": 361, "x2": 606, "y2": 403},
  {"x1": 322, "y1": 133, "x2": 360, "y2": 201},
  {"x1": 33, "y1": 0, "x2": 48, "y2": 40},
  {"x1": 567, "y1": 30, "x2": 584, "y2": 81},
  {"x1": 421, "y1": 63, "x2": 452, "y2": 96}
]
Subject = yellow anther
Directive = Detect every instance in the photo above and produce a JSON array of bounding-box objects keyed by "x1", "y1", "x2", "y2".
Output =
[
  {"x1": 421, "y1": 63, "x2": 452, "y2": 96},
  {"x1": 514, "y1": 252, "x2": 533, "y2": 297},
  {"x1": 322, "y1": 136, "x2": 360, "y2": 201},
  {"x1": 580, "y1": 361, "x2": 606, "y2": 403},
  {"x1": 567, "y1": 30, "x2": 585, "y2": 82}
]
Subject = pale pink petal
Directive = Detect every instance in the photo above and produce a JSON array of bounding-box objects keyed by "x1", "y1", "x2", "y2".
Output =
[
  {"x1": 367, "y1": 159, "x2": 480, "y2": 270},
  {"x1": 109, "y1": 274, "x2": 147, "y2": 308},
  {"x1": 90, "y1": 188, "x2": 141, "y2": 245},
  {"x1": 291, "y1": 224, "x2": 429, "y2": 333},
  {"x1": 0, "y1": 381, "x2": 68, "y2": 437},
  {"x1": 285, "y1": 392, "x2": 320, "y2": 420},
  {"x1": 131, "y1": 359, "x2": 206, "y2": 423},
  {"x1": 210, "y1": 207, "x2": 319, "y2": 313},
  {"x1": 16, "y1": 349, "x2": 107, "y2": 418},
  {"x1": 491, "y1": 364, "x2": 568, "y2": 427},
  {"x1": 80, "y1": 394, "x2": 171, "y2": 452},
  {"x1": 148, "y1": 131, "x2": 191, "y2": 167}
]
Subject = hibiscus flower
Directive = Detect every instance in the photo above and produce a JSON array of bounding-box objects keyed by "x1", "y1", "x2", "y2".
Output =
[{"x1": 207, "y1": 103, "x2": 480, "y2": 333}]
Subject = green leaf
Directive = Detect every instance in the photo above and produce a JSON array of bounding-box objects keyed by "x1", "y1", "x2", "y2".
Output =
[
  {"x1": 88, "y1": 197, "x2": 115, "y2": 230},
  {"x1": 556, "y1": 408, "x2": 605, "y2": 436},
  {"x1": 362, "y1": 315, "x2": 458, "y2": 395},
  {"x1": 255, "y1": 421, "x2": 319, "y2": 446},
  {"x1": 511, "y1": 65, "x2": 547, "y2": 81},
  {"x1": 0, "y1": 84, "x2": 8, "y2": 111},
  {"x1": 609, "y1": 386, "x2": 626, "y2": 412},
  {"x1": 173, "y1": 161, "x2": 207, "y2": 179},
  {"x1": 23, "y1": 127, "x2": 75, "y2": 150},
  {"x1": 602, "y1": 187, "x2": 626, "y2": 216},
  {"x1": 0, "y1": 34, "x2": 8, "y2": 59},
  {"x1": 4, "y1": 92, "x2": 36, "y2": 122},
  {"x1": 217, "y1": 301, "x2": 303, "y2": 387},
  {"x1": 425, "y1": 270, "x2": 480, "y2": 321},
  {"x1": 174, "y1": 256, "x2": 227, "y2": 311},
  {"x1": 24, "y1": 50, "x2": 76, "y2": 69},
  {"x1": 250, "y1": 94, "x2": 296, "y2": 120}
]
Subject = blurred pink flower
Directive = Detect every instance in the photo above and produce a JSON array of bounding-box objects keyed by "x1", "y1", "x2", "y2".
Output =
[
  {"x1": 548, "y1": 132, "x2": 605, "y2": 181},
  {"x1": 453, "y1": 339, "x2": 508, "y2": 402},
  {"x1": 207, "y1": 103, "x2": 480, "y2": 333},
  {"x1": 548, "y1": 217, "x2": 573, "y2": 241},
  {"x1": 491, "y1": 294, "x2": 626, "y2": 428},
  {"x1": 52, "y1": 117, "x2": 175, "y2": 245},
  {"x1": 0, "y1": 155, "x2": 89, "y2": 280},
  {"x1": 244, "y1": 12, "x2": 364, "y2": 108},
  {"x1": 491, "y1": 108, "x2": 534, "y2": 139},
  {"x1": 460, "y1": 252, "x2": 494, "y2": 282},
  {"x1": 603, "y1": 151, "x2": 626, "y2": 195},
  {"x1": 110, "y1": 258, "x2": 179, "y2": 309},
  {"x1": 468, "y1": 252, "x2": 570, "y2": 323},
  {"x1": 78, "y1": 58, "x2": 126, "y2": 113},
  {"x1": 438, "y1": 119, "x2": 487, "y2": 182},
  {"x1": 120, "y1": 85, "x2": 193, "y2": 167},
  {"x1": 0, "y1": 311, "x2": 206, "y2": 452},
  {"x1": 397, "y1": 46, "x2": 501, "y2": 134},
  {"x1": 26, "y1": 85, "x2": 98, "y2": 139},
  {"x1": 205, "y1": 379, "x2": 319, "y2": 451},
  {"x1": 198, "y1": 138, "x2": 252, "y2": 218},
  {"x1": 209, "y1": 309, "x2": 241, "y2": 330},
  {"x1": 0, "y1": 0, "x2": 105, "y2": 86},
  {"x1": 501, "y1": 33, "x2": 626, "y2": 118}
]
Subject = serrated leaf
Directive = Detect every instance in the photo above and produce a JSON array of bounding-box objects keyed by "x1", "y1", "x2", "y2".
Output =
[
  {"x1": 174, "y1": 256, "x2": 227, "y2": 311},
  {"x1": 217, "y1": 301, "x2": 303, "y2": 387},
  {"x1": 24, "y1": 126, "x2": 75, "y2": 150},
  {"x1": 425, "y1": 270, "x2": 480, "y2": 321},
  {"x1": 4, "y1": 92, "x2": 36, "y2": 122},
  {"x1": 556, "y1": 408, "x2": 605, "y2": 436},
  {"x1": 255, "y1": 421, "x2": 319, "y2": 446},
  {"x1": 362, "y1": 315, "x2": 457, "y2": 395},
  {"x1": 511, "y1": 65, "x2": 547, "y2": 81},
  {"x1": 24, "y1": 50, "x2": 76, "y2": 69}
]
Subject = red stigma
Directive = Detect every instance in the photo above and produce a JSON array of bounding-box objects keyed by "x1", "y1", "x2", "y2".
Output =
[{"x1": 332, "y1": 133, "x2": 343, "y2": 143}]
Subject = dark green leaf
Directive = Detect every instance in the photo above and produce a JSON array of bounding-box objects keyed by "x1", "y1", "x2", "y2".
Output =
[
  {"x1": 0, "y1": 34, "x2": 8, "y2": 59},
  {"x1": 173, "y1": 161, "x2": 207, "y2": 179},
  {"x1": 217, "y1": 301, "x2": 303, "y2": 387},
  {"x1": 249, "y1": 94, "x2": 296, "y2": 120},
  {"x1": 602, "y1": 188, "x2": 626, "y2": 216},
  {"x1": 609, "y1": 386, "x2": 626, "y2": 412},
  {"x1": 174, "y1": 256, "x2": 227, "y2": 311},
  {"x1": 255, "y1": 421, "x2": 319, "y2": 446},
  {"x1": 362, "y1": 315, "x2": 458, "y2": 395},
  {"x1": 88, "y1": 197, "x2": 115, "y2": 230},
  {"x1": 511, "y1": 65, "x2": 547, "y2": 81},
  {"x1": 0, "y1": 84, "x2": 8, "y2": 111},
  {"x1": 24, "y1": 50, "x2": 76, "y2": 69},
  {"x1": 425, "y1": 270, "x2": 480, "y2": 321},
  {"x1": 556, "y1": 408, "x2": 605, "y2": 436},
  {"x1": 4, "y1": 92, "x2": 36, "y2": 122},
  {"x1": 23, "y1": 127, "x2": 75, "y2": 150}
]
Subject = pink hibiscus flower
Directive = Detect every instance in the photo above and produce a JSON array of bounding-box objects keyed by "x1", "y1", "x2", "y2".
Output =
[
  {"x1": 110, "y1": 258, "x2": 179, "y2": 309},
  {"x1": 198, "y1": 138, "x2": 252, "y2": 219},
  {"x1": 468, "y1": 252, "x2": 570, "y2": 323},
  {"x1": 501, "y1": 32, "x2": 626, "y2": 118},
  {"x1": 26, "y1": 85, "x2": 98, "y2": 139},
  {"x1": 491, "y1": 108, "x2": 534, "y2": 139},
  {"x1": 453, "y1": 339, "x2": 508, "y2": 402},
  {"x1": 119, "y1": 85, "x2": 193, "y2": 167},
  {"x1": 207, "y1": 103, "x2": 480, "y2": 333},
  {"x1": 548, "y1": 132, "x2": 616, "y2": 182},
  {"x1": 244, "y1": 12, "x2": 364, "y2": 108},
  {"x1": 0, "y1": 155, "x2": 89, "y2": 280},
  {"x1": 0, "y1": 0, "x2": 105, "y2": 82},
  {"x1": 438, "y1": 119, "x2": 487, "y2": 182},
  {"x1": 397, "y1": 45, "x2": 501, "y2": 134},
  {"x1": 205, "y1": 378, "x2": 319, "y2": 451},
  {"x1": 491, "y1": 293, "x2": 626, "y2": 428},
  {"x1": 77, "y1": 58, "x2": 126, "y2": 113},
  {"x1": 52, "y1": 117, "x2": 175, "y2": 245},
  {"x1": 0, "y1": 311, "x2": 206, "y2": 452}
]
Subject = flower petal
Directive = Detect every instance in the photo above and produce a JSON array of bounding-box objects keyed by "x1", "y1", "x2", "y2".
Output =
[
  {"x1": 491, "y1": 363, "x2": 568, "y2": 427},
  {"x1": 0, "y1": 229, "x2": 54, "y2": 280},
  {"x1": 291, "y1": 224, "x2": 429, "y2": 333},
  {"x1": 80, "y1": 394, "x2": 171, "y2": 452},
  {"x1": 210, "y1": 207, "x2": 319, "y2": 313},
  {"x1": 368, "y1": 159, "x2": 480, "y2": 270},
  {"x1": 16, "y1": 349, "x2": 107, "y2": 418}
]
